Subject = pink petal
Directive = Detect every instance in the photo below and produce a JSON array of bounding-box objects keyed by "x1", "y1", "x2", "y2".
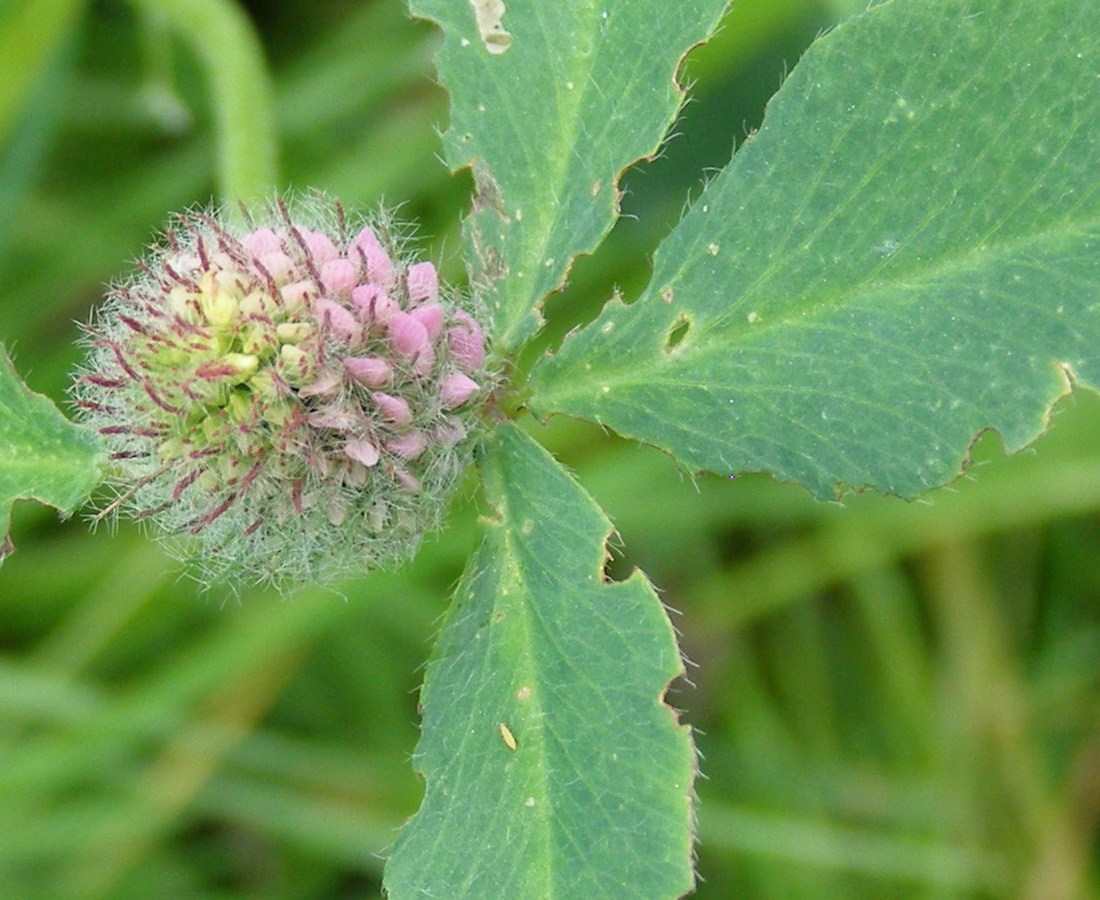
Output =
[
  {"x1": 344, "y1": 438, "x2": 380, "y2": 467},
  {"x1": 308, "y1": 405, "x2": 357, "y2": 429},
  {"x1": 243, "y1": 227, "x2": 282, "y2": 257},
  {"x1": 410, "y1": 303, "x2": 445, "y2": 340},
  {"x1": 371, "y1": 391, "x2": 413, "y2": 425},
  {"x1": 388, "y1": 311, "x2": 431, "y2": 359},
  {"x1": 440, "y1": 371, "x2": 479, "y2": 408},
  {"x1": 320, "y1": 258, "x2": 358, "y2": 295},
  {"x1": 298, "y1": 228, "x2": 339, "y2": 264},
  {"x1": 412, "y1": 345, "x2": 436, "y2": 378},
  {"x1": 350, "y1": 284, "x2": 398, "y2": 326},
  {"x1": 406, "y1": 261, "x2": 439, "y2": 304},
  {"x1": 387, "y1": 430, "x2": 426, "y2": 460},
  {"x1": 342, "y1": 356, "x2": 393, "y2": 387},
  {"x1": 280, "y1": 279, "x2": 316, "y2": 312},
  {"x1": 299, "y1": 369, "x2": 342, "y2": 398},
  {"x1": 314, "y1": 297, "x2": 359, "y2": 341},
  {"x1": 447, "y1": 311, "x2": 486, "y2": 370},
  {"x1": 351, "y1": 226, "x2": 395, "y2": 288},
  {"x1": 259, "y1": 251, "x2": 295, "y2": 282}
]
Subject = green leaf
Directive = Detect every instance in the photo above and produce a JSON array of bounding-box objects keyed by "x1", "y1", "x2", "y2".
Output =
[
  {"x1": 384, "y1": 423, "x2": 694, "y2": 899},
  {"x1": 410, "y1": 0, "x2": 731, "y2": 351},
  {"x1": 0, "y1": 346, "x2": 105, "y2": 559},
  {"x1": 529, "y1": 0, "x2": 1100, "y2": 498}
]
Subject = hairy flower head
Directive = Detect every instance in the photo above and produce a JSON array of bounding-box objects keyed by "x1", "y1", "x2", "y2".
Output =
[{"x1": 72, "y1": 194, "x2": 491, "y2": 587}]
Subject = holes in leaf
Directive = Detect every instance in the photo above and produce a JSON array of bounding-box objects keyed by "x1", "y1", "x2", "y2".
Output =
[
  {"x1": 470, "y1": 0, "x2": 512, "y2": 54},
  {"x1": 602, "y1": 544, "x2": 632, "y2": 584},
  {"x1": 665, "y1": 315, "x2": 691, "y2": 353}
]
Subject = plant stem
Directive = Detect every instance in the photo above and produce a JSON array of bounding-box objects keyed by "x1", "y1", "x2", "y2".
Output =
[{"x1": 126, "y1": 0, "x2": 278, "y2": 201}]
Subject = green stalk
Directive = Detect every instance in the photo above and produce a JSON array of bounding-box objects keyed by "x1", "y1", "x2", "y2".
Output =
[{"x1": 126, "y1": 0, "x2": 278, "y2": 200}]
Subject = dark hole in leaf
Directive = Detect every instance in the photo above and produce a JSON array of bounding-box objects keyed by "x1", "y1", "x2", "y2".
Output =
[{"x1": 665, "y1": 316, "x2": 691, "y2": 352}]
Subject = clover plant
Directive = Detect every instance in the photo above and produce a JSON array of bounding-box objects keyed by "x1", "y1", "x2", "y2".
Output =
[{"x1": 2, "y1": 0, "x2": 1098, "y2": 896}]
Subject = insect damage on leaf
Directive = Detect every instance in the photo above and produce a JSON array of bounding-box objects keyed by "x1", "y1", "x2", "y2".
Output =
[{"x1": 469, "y1": 0, "x2": 511, "y2": 54}]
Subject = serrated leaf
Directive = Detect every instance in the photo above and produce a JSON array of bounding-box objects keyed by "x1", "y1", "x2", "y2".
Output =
[
  {"x1": 529, "y1": 0, "x2": 1100, "y2": 498},
  {"x1": 0, "y1": 346, "x2": 105, "y2": 559},
  {"x1": 410, "y1": 0, "x2": 730, "y2": 352},
  {"x1": 384, "y1": 423, "x2": 694, "y2": 899}
]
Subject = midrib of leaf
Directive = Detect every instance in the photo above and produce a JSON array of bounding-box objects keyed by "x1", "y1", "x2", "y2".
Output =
[
  {"x1": 495, "y1": 539, "x2": 564, "y2": 891},
  {"x1": 558, "y1": 68, "x2": 1100, "y2": 394},
  {"x1": 385, "y1": 424, "x2": 695, "y2": 898},
  {"x1": 578, "y1": 209, "x2": 1096, "y2": 401},
  {"x1": 0, "y1": 456, "x2": 96, "y2": 479},
  {"x1": 491, "y1": 481, "x2": 620, "y2": 897},
  {"x1": 477, "y1": 540, "x2": 561, "y2": 893}
]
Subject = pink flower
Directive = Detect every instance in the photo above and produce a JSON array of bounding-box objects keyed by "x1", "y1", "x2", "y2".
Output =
[
  {"x1": 320, "y1": 258, "x2": 358, "y2": 294},
  {"x1": 387, "y1": 430, "x2": 427, "y2": 460},
  {"x1": 351, "y1": 226, "x2": 396, "y2": 287},
  {"x1": 447, "y1": 310, "x2": 486, "y2": 370},
  {"x1": 72, "y1": 193, "x2": 493, "y2": 589},
  {"x1": 342, "y1": 356, "x2": 393, "y2": 387},
  {"x1": 440, "y1": 372, "x2": 480, "y2": 408},
  {"x1": 406, "y1": 261, "x2": 439, "y2": 304},
  {"x1": 371, "y1": 391, "x2": 413, "y2": 425},
  {"x1": 388, "y1": 311, "x2": 431, "y2": 360}
]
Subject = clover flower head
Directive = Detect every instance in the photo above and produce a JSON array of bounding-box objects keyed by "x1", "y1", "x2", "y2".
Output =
[{"x1": 72, "y1": 194, "x2": 491, "y2": 588}]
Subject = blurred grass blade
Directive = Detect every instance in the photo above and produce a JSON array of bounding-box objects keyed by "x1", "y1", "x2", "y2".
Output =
[
  {"x1": 530, "y1": 0, "x2": 1100, "y2": 498},
  {"x1": 0, "y1": 346, "x2": 104, "y2": 560},
  {"x1": 411, "y1": 0, "x2": 730, "y2": 351},
  {"x1": 385, "y1": 423, "x2": 695, "y2": 898},
  {"x1": 125, "y1": 0, "x2": 277, "y2": 199}
]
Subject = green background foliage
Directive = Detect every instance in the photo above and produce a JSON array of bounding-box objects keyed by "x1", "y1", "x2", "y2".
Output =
[{"x1": 1, "y1": 0, "x2": 1099, "y2": 898}]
